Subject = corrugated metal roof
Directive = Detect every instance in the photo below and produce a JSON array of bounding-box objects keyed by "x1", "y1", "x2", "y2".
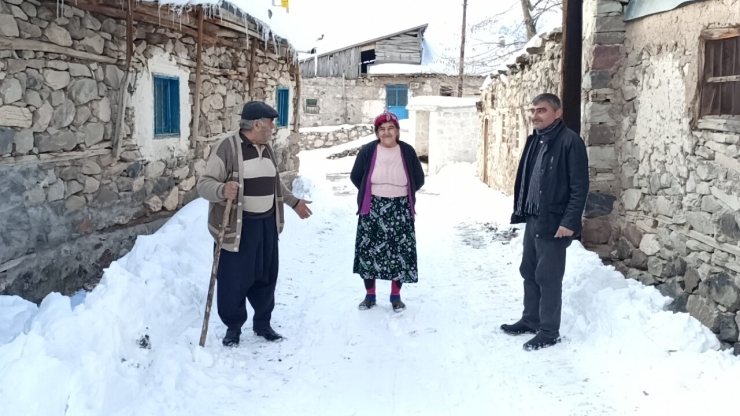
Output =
[{"x1": 624, "y1": 0, "x2": 709, "y2": 21}]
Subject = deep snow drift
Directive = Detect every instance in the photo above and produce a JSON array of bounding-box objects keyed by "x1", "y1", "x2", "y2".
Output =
[{"x1": 1, "y1": 137, "x2": 739, "y2": 416}]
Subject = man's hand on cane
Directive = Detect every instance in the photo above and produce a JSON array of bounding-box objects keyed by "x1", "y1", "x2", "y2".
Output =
[{"x1": 223, "y1": 181, "x2": 239, "y2": 201}]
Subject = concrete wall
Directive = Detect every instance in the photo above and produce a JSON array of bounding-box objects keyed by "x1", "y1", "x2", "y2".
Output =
[
  {"x1": 300, "y1": 74, "x2": 484, "y2": 127},
  {"x1": 0, "y1": 1, "x2": 299, "y2": 303},
  {"x1": 408, "y1": 97, "x2": 480, "y2": 175}
]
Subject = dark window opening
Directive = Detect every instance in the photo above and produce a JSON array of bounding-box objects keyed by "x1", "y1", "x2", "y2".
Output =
[
  {"x1": 440, "y1": 85, "x2": 454, "y2": 96},
  {"x1": 305, "y1": 98, "x2": 319, "y2": 114},
  {"x1": 361, "y1": 49, "x2": 376, "y2": 75},
  {"x1": 701, "y1": 35, "x2": 740, "y2": 117}
]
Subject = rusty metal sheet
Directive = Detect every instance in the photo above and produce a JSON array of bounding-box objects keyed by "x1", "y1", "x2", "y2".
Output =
[{"x1": 625, "y1": 0, "x2": 709, "y2": 21}]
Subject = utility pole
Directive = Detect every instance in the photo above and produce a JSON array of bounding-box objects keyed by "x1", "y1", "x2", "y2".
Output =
[
  {"x1": 457, "y1": 0, "x2": 468, "y2": 97},
  {"x1": 560, "y1": 0, "x2": 583, "y2": 134}
]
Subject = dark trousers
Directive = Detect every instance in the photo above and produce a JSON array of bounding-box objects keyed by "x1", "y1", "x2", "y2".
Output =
[
  {"x1": 519, "y1": 217, "x2": 572, "y2": 338},
  {"x1": 216, "y1": 214, "x2": 279, "y2": 333}
]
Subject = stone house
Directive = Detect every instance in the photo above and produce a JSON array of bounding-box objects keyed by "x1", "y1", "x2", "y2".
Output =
[
  {"x1": 0, "y1": 0, "x2": 307, "y2": 302},
  {"x1": 477, "y1": 0, "x2": 740, "y2": 353},
  {"x1": 298, "y1": 23, "x2": 484, "y2": 127}
]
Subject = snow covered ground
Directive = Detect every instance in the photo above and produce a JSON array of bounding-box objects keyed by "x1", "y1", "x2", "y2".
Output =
[{"x1": 1, "y1": 136, "x2": 740, "y2": 416}]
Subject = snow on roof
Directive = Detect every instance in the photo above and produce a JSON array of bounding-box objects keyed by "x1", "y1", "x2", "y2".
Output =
[
  {"x1": 367, "y1": 63, "x2": 436, "y2": 76},
  {"x1": 406, "y1": 96, "x2": 478, "y2": 111},
  {"x1": 149, "y1": 0, "x2": 318, "y2": 52}
]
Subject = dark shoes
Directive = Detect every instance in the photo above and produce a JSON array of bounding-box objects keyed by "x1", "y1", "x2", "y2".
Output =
[
  {"x1": 358, "y1": 297, "x2": 377, "y2": 310},
  {"x1": 523, "y1": 333, "x2": 561, "y2": 351},
  {"x1": 500, "y1": 320, "x2": 538, "y2": 336},
  {"x1": 358, "y1": 295, "x2": 405, "y2": 312},
  {"x1": 391, "y1": 299, "x2": 406, "y2": 313},
  {"x1": 254, "y1": 327, "x2": 284, "y2": 342},
  {"x1": 222, "y1": 329, "x2": 241, "y2": 347}
]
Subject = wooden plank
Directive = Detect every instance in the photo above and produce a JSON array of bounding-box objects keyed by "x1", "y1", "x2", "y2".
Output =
[
  {"x1": 248, "y1": 38, "x2": 258, "y2": 99},
  {"x1": 697, "y1": 117, "x2": 740, "y2": 133},
  {"x1": 0, "y1": 36, "x2": 118, "y2": 63},
  {"x1": 112, "y1": 0, "x2": 135, "y2": 159},
  {"x1": 561, "y1": 0, "x2": 584, "y2": 134},
  {"x1": 292, "y1": 63, "x2": 301, "y2": 132},
  {"x1": 1, "y1": 148, "x2": 111, "y2": 167},
  {"x1": 191, "y1": 7, "x2": 205, "y2": 149},
  {"x1": 701, "y1": 27, "x2": 740, "y2": 40},
  {"x1": 707, "y1": 75, "x2": 740, "y2": 82},
  {"x1": 73, "y1": 2, "x2": 244, "y2": 49}
]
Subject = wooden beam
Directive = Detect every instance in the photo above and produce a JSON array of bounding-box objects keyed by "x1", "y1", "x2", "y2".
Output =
[
  {"x1": 73, "y1": 2, "x2": 245, "y2": 49},
  {"x1": 0, "y1": 36, "x2": 117, "y2": 63},
  {"x1": 292, "y1": 63, "x2": 301, "y2": 132},
  {"x1": 191, "y1": 7, "x2": 205, "y2": 149},
  {"x1": 248, "y1": 38, "x2": 258, "y2": 100},
  {"x1": 560, "y1": 0, "x2": 583, "y2": 134},
  {"x1": 707, "y1": 75, "x2": 740, "y2": 83},
  {"x1": 112, "y1": 0, "x2": 134, "y2": 159},
  {"x1": 701, "y1": 27, "x2": 740, "y2": 40}
]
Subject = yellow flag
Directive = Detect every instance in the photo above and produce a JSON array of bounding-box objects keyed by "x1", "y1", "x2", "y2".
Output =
[{"x1": 281, "y1": 0, "x2": 289, "y2": 7}]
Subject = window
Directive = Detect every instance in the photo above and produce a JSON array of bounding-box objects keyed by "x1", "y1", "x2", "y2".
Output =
[
  {"x1": 440, "y1": 85, "x2": 454, "y2": 96},
  {"x1": 700, "y1": 32, "x2": 740, "y2": 118},
  {"x1": 361, "y1": 49, "x2": 376, "y2": 75},
  {"x1": 276, "y1": 87, "x2": 289, "y2": 128},
  {"x1": 153, "y1": 74, "x2": 180, "y2": 137},
  {"x1": 305, "y1": 98, "x2": 319, "y2": 114},
  {"x1": 385, "y1": 85, "x2": 409, "y2": 119}
]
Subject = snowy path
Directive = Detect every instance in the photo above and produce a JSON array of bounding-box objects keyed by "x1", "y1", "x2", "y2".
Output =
[{"x1": 1, "y1": 138, "x2": 740, "y2": 416}]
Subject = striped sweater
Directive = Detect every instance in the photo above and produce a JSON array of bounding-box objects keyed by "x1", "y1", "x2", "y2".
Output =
[{"x1": 196, "y1": 131, "x2": 299, "y2": 252}]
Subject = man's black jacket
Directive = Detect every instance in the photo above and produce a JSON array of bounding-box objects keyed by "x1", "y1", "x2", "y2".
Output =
[{"x1": 511, "y1": 122, "x2": 589, "y2": 238}]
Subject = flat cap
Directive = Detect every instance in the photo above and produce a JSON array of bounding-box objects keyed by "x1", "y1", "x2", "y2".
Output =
[{"x1": 241, "y1": 101, "x2": 279, "y2": 121}]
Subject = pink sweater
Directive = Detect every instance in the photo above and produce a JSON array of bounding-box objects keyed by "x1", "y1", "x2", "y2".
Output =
[{"x1": 371, "y1": 145, "x2": 408, "y2": 198}]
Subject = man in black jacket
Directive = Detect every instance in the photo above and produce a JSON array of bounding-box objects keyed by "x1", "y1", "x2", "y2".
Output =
[{"x1": 501, "y1": 93, "x2": 589, "y2": 351}]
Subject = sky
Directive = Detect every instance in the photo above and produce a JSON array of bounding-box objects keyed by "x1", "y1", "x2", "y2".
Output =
[{"x1": 277, "y1": 0, "x2": 562, "y2": 75}]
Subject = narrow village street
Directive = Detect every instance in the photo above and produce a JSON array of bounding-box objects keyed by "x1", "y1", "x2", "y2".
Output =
[{"x1": 2, "y1": 136, "x2": 739, "y2": 416}]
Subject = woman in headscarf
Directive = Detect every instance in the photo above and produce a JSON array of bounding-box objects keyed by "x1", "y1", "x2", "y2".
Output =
[{"x1": 350, "y1": 111, "x2": 425, "y2": 312}]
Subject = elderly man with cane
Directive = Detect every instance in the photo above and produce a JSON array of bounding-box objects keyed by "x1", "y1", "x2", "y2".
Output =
[{"x1": 197, "y1": 101, "x2": 312, "y2": 347}]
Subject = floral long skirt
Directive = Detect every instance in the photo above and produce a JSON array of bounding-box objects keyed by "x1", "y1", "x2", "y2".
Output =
[{"x1": 353, "y1": 195, "x2": 418, "y2": 283}]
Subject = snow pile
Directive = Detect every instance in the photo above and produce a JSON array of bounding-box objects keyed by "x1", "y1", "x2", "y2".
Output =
[{"x1": 1, "y1": 152, "x2": 740, "y2": 414}]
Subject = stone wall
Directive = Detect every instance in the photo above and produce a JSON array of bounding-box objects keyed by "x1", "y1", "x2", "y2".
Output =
[
  {"x1": 606, "y1": 0, "x2": 740, "y2": 352},
  {"x1": 300, "y1": 74, "x2": 485, "y2": 127},
  {"x1": 0, "y1": 0, "x2": 298, "y2": 302},
  {"x1": 476, "y1": 29, "x2": 563, "y2": 194},
  {"x1": 408, "y1": 97, "x2": 480, "y2": 175},
  {"x1": 298, "y1": 124, "x2": 374, "y2": 150},
  {"x1": 473, "y1": 0, "x2": 740, "y2": 353}
]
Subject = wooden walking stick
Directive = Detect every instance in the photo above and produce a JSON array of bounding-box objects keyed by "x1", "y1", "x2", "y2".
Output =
[{"x1": 199, "y1": 196, "x2": 234, "y2": 347}]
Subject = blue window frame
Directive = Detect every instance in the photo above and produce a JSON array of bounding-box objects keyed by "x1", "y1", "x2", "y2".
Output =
[
  {"x1": 385, "y1": 85, "x2": 409, "y2": 120},
  {"x1": 153, "y1": 74, "x2": 180, "y2": 137},
  {"x1": 276, "y1": 87, "x2": 290, "y2": 128}
]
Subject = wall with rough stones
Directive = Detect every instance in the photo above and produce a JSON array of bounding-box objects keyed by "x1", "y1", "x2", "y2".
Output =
[
  {"x1": 0, "y1": 0, "x2": 299, "y2": 302},
  {"x1": 298, "y1": 124, "x2": 374, "y2": 150},
  {"x1": 606, "y1": 0, "x2": 740, "y2": 353},
  {"x1": 476, "y1": 29, "x2": 563, "y2": 195},
  {"x1": 475, "y1": 0, "x2": 740, "y2": 354},
  {"x1": 300, "y1": 74, "x2": 484, "y2": 127}
]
